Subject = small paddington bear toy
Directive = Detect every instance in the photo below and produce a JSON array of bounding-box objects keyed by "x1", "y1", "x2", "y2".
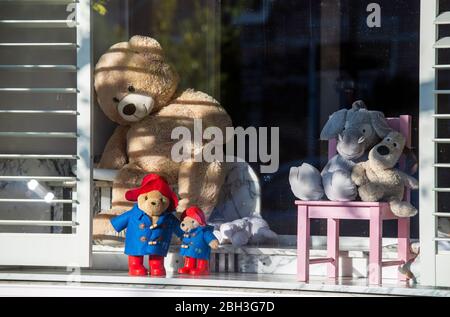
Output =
[
  {"x1": 178, "y1": 206, "x2": 219, "y2": 275},
  {"x1": 110, "y1": 173, "x2": 183, "y2": 276}
]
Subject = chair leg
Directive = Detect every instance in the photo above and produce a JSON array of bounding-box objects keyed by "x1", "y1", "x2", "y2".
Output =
[
  {"x1": 397, "y1": 217, "x2": 410, "y2": 281},
  {"x1": 369, "y1": 207, "x2": 382, "y2": 285},
  {"x1": 297, "y1": 205, "x2": 310, "y2": 282},
  {"x1": 327, "y1": 218, "x2": 339, "y2": 279}
]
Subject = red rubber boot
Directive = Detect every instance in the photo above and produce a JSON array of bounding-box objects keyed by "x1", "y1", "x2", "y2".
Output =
[
  {"x1": 189, "y1": 259, "x2": 209, "y2": 275},
  {"x1": 149, "y1": 255, "x2": 166, "y2": 276},
  {"x1": 128, "y1": 255, "x2": 147, "y2": 276},
  {"x1": 178, "y1": 256, "x2": 196, "y2": 274}
]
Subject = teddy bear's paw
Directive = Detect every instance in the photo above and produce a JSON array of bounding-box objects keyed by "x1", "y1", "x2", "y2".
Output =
[
  {"x1": 358, "y1": 185, "x2": 382, "y2": 202},
  {"x1": 390, "y1": 201, "x2": 418, "y2": 217},
  {"x1": 289, "y1": 163, "x2": 324, "y2": 200},
  {"x1": 351, "y1": 167, "x2": 368, "y2": 186},
  {"x1": 209, "y1": 240, "x2": 220, "y2": 249},
  {"x1": 92, "y1": 213, "x2": 124, "y2": 245},
  {"x1": 176, "y1": 198, "x2": 191, "y2": 213},
  {"x1": 93, "y1": 214, "x2": 115, "y2": 235}
]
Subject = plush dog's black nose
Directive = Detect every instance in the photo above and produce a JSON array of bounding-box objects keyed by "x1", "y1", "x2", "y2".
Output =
[
  {"x1": 376, "y1": 145, "x2": 390, "y2": 156},
  {"x1": 122, "y1": 103, "x2": 136, "y2": 115}
]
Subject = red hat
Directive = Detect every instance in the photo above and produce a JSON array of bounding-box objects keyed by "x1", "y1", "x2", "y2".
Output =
[
  {"x1": 181, "y1": 206, "x2": 207, "y2": 226},
  {"x1": 125, "y1": 174, "x2": 178, "y2": 210}
]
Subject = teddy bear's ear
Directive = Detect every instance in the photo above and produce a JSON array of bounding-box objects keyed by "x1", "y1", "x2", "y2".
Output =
[{"x1": 128, "y1": 35, "x2": 164, "y2": 60}]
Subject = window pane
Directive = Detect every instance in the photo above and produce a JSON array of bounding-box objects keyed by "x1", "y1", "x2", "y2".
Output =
[{"x1": 94, "y1": 0, "x2": 420, "y2": 238}]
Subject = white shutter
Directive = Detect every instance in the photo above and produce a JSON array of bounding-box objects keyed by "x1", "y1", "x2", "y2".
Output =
[
  {"x1": 0, "y1": 0, "x2": 92, "y2": 267},
  {"x1": 420, "y1": 0, "x2": 450, "y2": 287}
]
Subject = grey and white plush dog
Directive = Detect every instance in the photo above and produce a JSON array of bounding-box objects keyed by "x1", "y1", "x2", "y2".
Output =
[{"x1": 289, "y1": 100, "x2": 392, "y2": 201}]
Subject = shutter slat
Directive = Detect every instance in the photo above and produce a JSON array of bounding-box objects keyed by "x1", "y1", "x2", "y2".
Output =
[
  {"x1": 434, "y1": 163, "x2": 450, "y2": 168},
  {"x1": 0, "y1": 154, "x2": 78, "y2": 159},
  {"x1": 0, "y1": 88, "x2": 77, "y2": 93},
  {"x1": 433, "y1": 188, "x2": 450, "y2": 192},
  {"x1": 0, "y1": 220, "x2": 77, "y2": 227},
  {"x1": 0, "y1": 20, "x2": 77, "y2": 28},
  {"x1": 0, "y1": 43, "x2": 77, "y2": 48},
  {"x1": 0, "y1": 0, "x2": 77, "y2": 3},
  {"x1": 433, "y1": 213, "x2": 450, "y2": 218},
  {"x1": 433, "y1": 138, "x2": 450, "y2": 143},
  {"x1": 433, "y1": 114, "x2": 450, "y2": 118},
  {"x1": 0, "y1": 65, "x2": 77, "y2": 71},
  {"x1": 434, "y1": 237, "x2": 450, "y2": 242},
  {"x1": 0, "y1": 110, "x2": 78, "y2": 115},
  {"x1": 433, "y1": 90, "x2": 450, "y2": 94},
  {"x1": 0, "y1": 199, "x2": 76, "y2": 203},
  {"x1": 434, "y1": 37, "x2": 450, "y2": 48},
  {"x1": 0, "y1": 132, "x2": 77, "y2": 138},
  {"x1": 435, "y1": 12, "x2": 450, "y2": 24},
  {"x1": 0, "y1": 176, "x2": 76, "y2": 181}
]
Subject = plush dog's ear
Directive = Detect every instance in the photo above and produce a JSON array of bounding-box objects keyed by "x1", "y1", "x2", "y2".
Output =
[
  {"x1": 320, "y1": 108, "x2": 347, "y2": 140},
  {"x1": 370, "y1": 111, "x2": 392, "y2": 138}
]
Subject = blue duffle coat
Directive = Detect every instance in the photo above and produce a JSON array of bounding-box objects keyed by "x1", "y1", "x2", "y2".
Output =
[
  {"x1": 110, "y1": 204, "x2": 183, "y2": 256},
  {"x1": 179, "y1": 225, "x2": 217, "y2": 260}
]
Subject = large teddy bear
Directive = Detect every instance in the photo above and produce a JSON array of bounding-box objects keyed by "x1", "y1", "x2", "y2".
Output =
[
  {"x1": 93, "y1": 36, "x2": 232, "y2": 240},
  {"x1": 351, "y1": 131, "x2": 419, "y2": 217},
  {"x1": 289, "y1": 101, "x2": 392, "y2": 201}
]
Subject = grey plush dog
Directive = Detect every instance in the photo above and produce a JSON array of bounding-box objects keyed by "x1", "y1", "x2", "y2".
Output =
[{"x1": 289, "y1": 100, "x2": 392, "y2": 201}]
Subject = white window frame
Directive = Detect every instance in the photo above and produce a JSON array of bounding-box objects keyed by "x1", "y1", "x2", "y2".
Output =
[
  {"x1": 0, "y1": 1, "x2": 444, "y2": 289},
  {"x1": 419, "y1": 0, "x2": 450, "y2": 287},
  {"x1": 0, "y1": 0, "x2": 93, "y2": 268}
]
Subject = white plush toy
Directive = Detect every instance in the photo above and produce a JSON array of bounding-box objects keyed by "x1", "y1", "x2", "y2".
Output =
[{"x1": 213, "y1": 216, "x2": 278, "y2": 247}]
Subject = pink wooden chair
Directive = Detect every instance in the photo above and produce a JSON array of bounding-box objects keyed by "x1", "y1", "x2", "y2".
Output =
[{"x1": 296, "y1": 115, "x2": 412, "y2": 285}]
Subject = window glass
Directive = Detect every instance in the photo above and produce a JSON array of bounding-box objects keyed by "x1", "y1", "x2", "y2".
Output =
[{"x1": 93, "y1": 0, "x2": 420, "y2": 238}]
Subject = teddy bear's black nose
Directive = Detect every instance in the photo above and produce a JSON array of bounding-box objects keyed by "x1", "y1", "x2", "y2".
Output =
[
  {"x1": 376, "y1": 145, "x2": 390, "y2": 156},
  {"x1": 181, "y1": 223, "x2": 185, "y2": 227},
  {"x1": 123, "y1": 103, "x2": 136, "y2": 115},
  {"x1": 151, "y1": 201, "x2": 157, "y2": 206}
]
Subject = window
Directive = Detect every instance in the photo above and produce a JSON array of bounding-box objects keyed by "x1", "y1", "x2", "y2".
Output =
[
  {"x1": 94, "y1": 0, "x2": 419, "y2": 237},
  {"x1": 4, "y1": 0, "x2": 445, "y2": 287}
]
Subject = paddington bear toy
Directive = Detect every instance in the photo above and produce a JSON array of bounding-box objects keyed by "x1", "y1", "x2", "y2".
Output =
[
  {"x1": 110, "y1": 173, "x2": 184, "y2": 276},
  {"x1": 178, "y1": 206, "x2": 219, "y2": 275}
]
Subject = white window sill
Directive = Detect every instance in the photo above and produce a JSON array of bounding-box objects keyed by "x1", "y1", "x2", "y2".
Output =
[{"x1": 0, "y1": 270, "x2": 448, "y2": 297}]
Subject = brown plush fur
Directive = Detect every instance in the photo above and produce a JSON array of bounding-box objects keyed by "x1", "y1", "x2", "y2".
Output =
[
  {"x1": 351, "y1": 131, "x2": 418, "y2": 217},
  {"x1": 137, "y1": 190, "x2": 171, "y2": 225},
  {"x1": 93, "y1": 36, "x2": 232, "y2": 241}
]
